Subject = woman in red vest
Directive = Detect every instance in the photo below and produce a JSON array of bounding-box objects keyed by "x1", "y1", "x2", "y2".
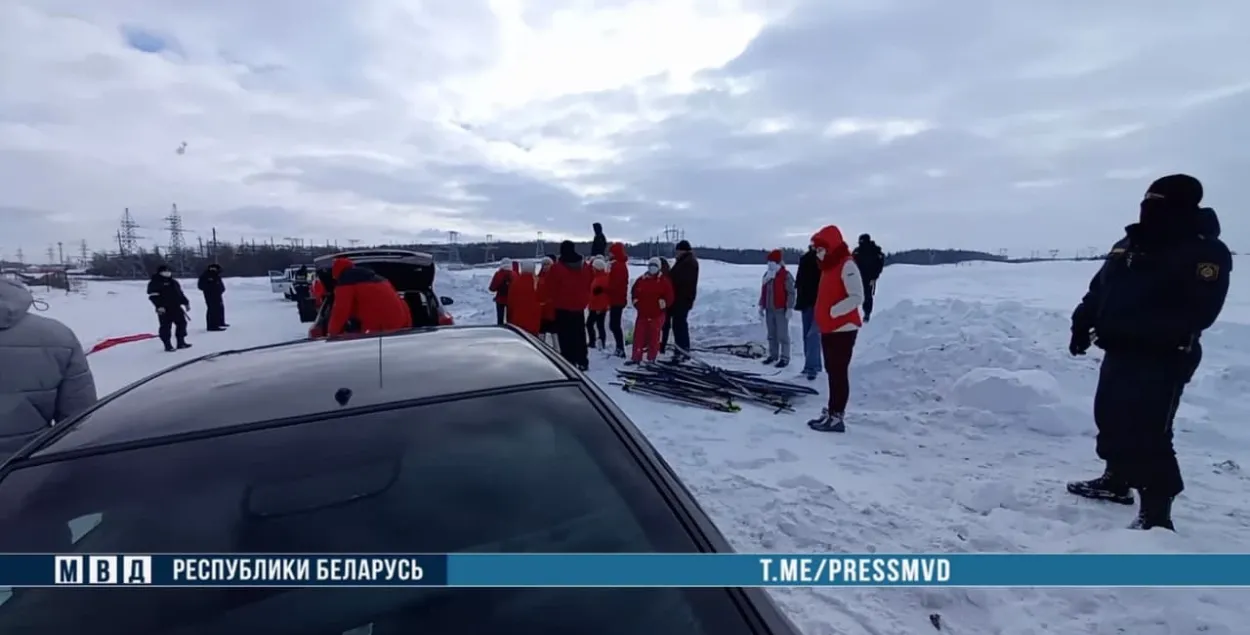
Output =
[
  {"x1": 807, "y1": 225, "x2": 865, "y2": 433},
  {"x1": 586, "y1": 258, "x2": 611, "y2": 349}
]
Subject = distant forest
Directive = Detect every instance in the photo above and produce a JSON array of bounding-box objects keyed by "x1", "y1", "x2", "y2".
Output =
[{"x1": 2, "y1": 238, "x2": 1105, "y2": 280}]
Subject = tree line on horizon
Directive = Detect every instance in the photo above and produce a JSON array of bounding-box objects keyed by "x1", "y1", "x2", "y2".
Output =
[{"x1": 0, "y1": 239, "x2": 1109, "y2": 279}]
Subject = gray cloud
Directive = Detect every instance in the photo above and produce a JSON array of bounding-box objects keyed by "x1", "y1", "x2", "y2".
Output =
[{"x1": 1, "y1": 0, "x2": 1247, "y2": 259}]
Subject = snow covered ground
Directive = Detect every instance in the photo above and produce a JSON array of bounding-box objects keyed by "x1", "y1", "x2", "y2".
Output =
[{"x1": 31, "y1": 258, "x2": 1250, "y2": 634}]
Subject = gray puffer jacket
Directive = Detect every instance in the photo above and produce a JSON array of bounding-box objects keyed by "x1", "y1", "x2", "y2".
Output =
[{"x1": 0, "y1": 278, "x2": 97, "y2": 457}]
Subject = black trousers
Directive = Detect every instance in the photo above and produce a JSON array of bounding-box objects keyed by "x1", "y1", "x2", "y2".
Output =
[
  {"x1": 157, "y1": 308, "x2": 188, "y2": 345},
  {"x1": 863, "y1": 279, "x2": 877, "y2": 319},
  {"x1": 1093, "y1": 348, "x2": 1199, "y2": 497},
  {"x1": 608, "y1": 306, "x2": 625, "y2": 351},
  {"x1": 586, "y1": 310, "x2": 607, "y2": 347},
  {"x1": 554, "y1": 309, "x2": 589, "y2": 367},
  {"x1": 204, "y1": 293, "x2": 226, "y2": 329},
  {"x1": 667, "y1": 307, "x2": 691, "y2": 353},
  {"x1": 495, "y1": 303, "x2": 507, "y2": 326}
]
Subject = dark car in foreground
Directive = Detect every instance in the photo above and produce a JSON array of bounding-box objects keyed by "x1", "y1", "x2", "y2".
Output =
[
  {"x1": 0, "y1": 326, "x2": 801, "y2": 635},
  {"x1": 302, "y1": 249, "x2": 455, "y2": 331}
]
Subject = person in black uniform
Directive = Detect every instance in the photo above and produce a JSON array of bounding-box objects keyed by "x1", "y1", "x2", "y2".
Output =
[
  {"x1": 1067, "y1": 174, "x2": 1231, "y2": 531},
  {"x1": 147, "y1": 265, "x2": 192, "y2": 352},
  {"x1": 851, "y1": 234, "x2": 885, "y2": 322},
  {"x1": 196, "y1": 263, "x2": 228, "y2": 331}
]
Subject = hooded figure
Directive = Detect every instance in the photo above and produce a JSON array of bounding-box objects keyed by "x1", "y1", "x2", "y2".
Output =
[
  {"x1": 1066, "y1": 173, "x2": 1231, "y2": 532},
  {"x1": 852, "y1": 234, "x2": 885, "y2": 321},
  {"x1": 325, "y1": 257, "x2": 412, "y2": 336},
  {"x1": 591, "y1": 222, "x2": 607, "y2": 257},
  {"x1": 758, "y1": 249, "x2": 797, "y2": 368},
  {"x1": 628, "y1": 256, "x2": 674, "y2": 364},
  {"x1": 147, "y1": 264, "x2": 192, "y2": 352},
  {"x1": 544, "y1": 240, "x2": 593, "y2": 369},
  {"x1": 0, "y1": 278, "x2": 97, "y2": 458},
  {"x1": 489, "y1": 258, "x2": 514, "y2": 325},
  {"x1": 807, "y1": 226, "x2": 865, "y2": 433},
  {"x1": 196, "y1": 263, "x2": 228, "y2": 331}
]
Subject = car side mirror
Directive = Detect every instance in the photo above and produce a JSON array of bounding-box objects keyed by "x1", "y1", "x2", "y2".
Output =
[{"x1": 440, "y1": 296, "x2": 454, "y2": 306}]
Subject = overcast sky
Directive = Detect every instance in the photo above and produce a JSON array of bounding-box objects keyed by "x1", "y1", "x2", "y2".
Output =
[{"x1": 2, "y1": 0, "x2": 1247, "y2": 260}]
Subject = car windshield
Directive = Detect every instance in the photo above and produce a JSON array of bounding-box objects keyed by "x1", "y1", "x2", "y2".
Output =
[{"x1": 0, "y1": 385, "x2": 755, "y2": 635}]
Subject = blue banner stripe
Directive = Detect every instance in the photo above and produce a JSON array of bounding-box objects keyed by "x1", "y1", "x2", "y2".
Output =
[{"x1": 2, "y1": 553, "x2": 1248, "y2": 587}]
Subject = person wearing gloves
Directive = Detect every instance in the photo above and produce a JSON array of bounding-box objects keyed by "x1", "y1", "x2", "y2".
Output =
[
  {"x1": 586, "y1": 258, "x2": 611, "y2": 349},
  {"x1": 806, "y1": 226, "x2": 866, "y2": 433},
  {"x1": 606, "y1": 242, "x2": 630, "y2": 356},
  {"x1": 544, "y1": 241, "x2": 594, "y2": 370},
  {"x1": 0, "y1": 278, "x2": 97, "y2": 459},
  {"x1": 759, "y1": 249, "x2": 797, "y2": 368},
  {"x1": 627, "y1": 257, "x2": 674, "y2": 364},
  {"x1": 488, "y1": 258, "x2": 514, "y2": 325},
  {"x1": 146, "y1": 264, "x2": 192, "y2": 352},
  {"x1": 196, "y1": 263, "x2": 228, "y2": 331}
]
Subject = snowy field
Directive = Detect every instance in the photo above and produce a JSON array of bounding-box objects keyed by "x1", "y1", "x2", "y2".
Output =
[{"x1": 31, "y1": 258, "x2": 1250, "y2": 635}]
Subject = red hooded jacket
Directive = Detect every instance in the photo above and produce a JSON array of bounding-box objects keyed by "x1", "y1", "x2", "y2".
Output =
[
  {"x1": 607, "y1": 242, "x2": 630, "y2": 307},
  {"x1": 506, "y1": 262, "x2": 541, "y2": 335},
  {"x1": 326, "y1": 257, "x2": 413, "y2": 336},
  {"x1": 589, "y1": 265, "x2": 611, "y2": 312},
  {"x1": 488, "y1": 268, "x2": 512, "y2": 305},
  {"x1": 811, "y1": 225, "x2": 863, "y2": 334},
  {"x1": 545, "y1": 254, "x2": 593, "y2": 312},
  {"x1": 631, "y1": 272, "x2": 674, "y2": 319}
]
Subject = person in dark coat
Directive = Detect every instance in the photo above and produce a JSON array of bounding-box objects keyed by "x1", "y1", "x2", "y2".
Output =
[
  {"x1": 851, "y1": 234, "x2": 885, "y2": 322},
  {"x1": 146, "y1": 265, "x2": 191, "y2": 352},
  {"x1": 544, "y1": 241, "x2": 593, "y2": 370},
  {"x1": 666, "y1": 240, "x2": 699, "y2": 360},
  {"x1": 591, "y1": 223, "x2": 608, "y2": 257},
  {"x1": 196, "y1": 263, "x2": 228, "y2": 331},
  {"x1": 795, "y1": 245, "x2": 823, "y2": 380},
  {"x1": 1067, "y1": 174, "x2": 1231, "y2": 532}
]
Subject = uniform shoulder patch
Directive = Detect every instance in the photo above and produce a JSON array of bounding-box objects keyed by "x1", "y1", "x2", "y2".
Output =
[{"x1": 1197, "y1": 262, "x2": 1220, "y2": 281}]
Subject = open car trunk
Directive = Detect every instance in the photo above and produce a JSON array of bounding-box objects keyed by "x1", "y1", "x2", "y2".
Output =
[{"x1": 310, "y1": 251, "x2": 441, "y2": 332}]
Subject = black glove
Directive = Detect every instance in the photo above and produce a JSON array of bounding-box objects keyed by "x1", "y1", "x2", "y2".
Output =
[
  {"x1": 593, "y1": 287, "x2": 604, "y2": 295},
  {"x1": 1069, "y1": 328, "x2": 1092, "y2": 356}
]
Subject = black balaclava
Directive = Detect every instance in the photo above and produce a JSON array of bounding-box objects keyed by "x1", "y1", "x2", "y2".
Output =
[
  {"x1": 592, "y1": 222, "x2": 603, "y2": 234},
  {"x1": 859, "y1": 234, "x2": 871, "y2": 244},
  {"x1": 1140, "y1": 174, "x2": 1202, "y2": 235},
  {"x1": 558, "y1": 240, "x2": 580, "y2": 263}
]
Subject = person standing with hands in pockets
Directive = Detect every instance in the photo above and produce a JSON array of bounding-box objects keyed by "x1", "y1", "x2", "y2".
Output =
[
  {"x1": 759, "y1": 249, "x2": 796, "y2": 368},
  {"x1": 626, "y1": 257, "x2": 674, "y2": 364},
  {"x1": 806, "y1": 226, "x2": 865, "y2": 433}
]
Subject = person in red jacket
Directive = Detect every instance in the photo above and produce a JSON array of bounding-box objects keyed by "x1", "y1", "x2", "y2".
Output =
[
  {"x1": 325, "y1": 257, "x2": 413, "y2": 337},
  {"x1": 606, "y1": 242, "x2": 630, "y2": 357},
  {"x1": 506, "y1": 260, "x2": 542, "y2": 336},
  {"x1": 627, "y1": 257, "x2": 674, "y2": 364},
  {"x1": 487, "y1": 258, "x2": 514, "y2": 325},
  {"x1": 544, "y1": 240, "x2": 594, "y2": 370},
  {"x1": 586, "y1": 257, "x2": 611, "y2": 349},
  {"x1": 806, "y1": 225, "x2": 865, "y2": 433},
  {"x1": 536, "y1": 256, "x2": 557, "y2": 347}
]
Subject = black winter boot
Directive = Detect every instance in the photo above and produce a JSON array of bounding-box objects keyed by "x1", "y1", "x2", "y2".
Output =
[
  {"x1": 1067, "y1": 470, "x2": 1134, "y2": 505},
  {"x1": 762, "y1": 356, "x2": 777, "y2": 365},
  {"x1": 1129, "y1": 490, "x2": 1176, "y2": 531},
  {"x1": 176, "y1": 339, "x2": 192, "y2": 350},
  {"x1": 162, "y1": 341, "x2": 175, "y2": 352}
]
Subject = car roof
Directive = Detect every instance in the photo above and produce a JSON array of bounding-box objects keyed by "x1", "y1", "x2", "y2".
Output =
[
  {"x1": 314, "y1": 249, "x2": 434, "y2": 268},
  {"x1": 32, "y1": 327, "x2": 572, "y2": 458}
]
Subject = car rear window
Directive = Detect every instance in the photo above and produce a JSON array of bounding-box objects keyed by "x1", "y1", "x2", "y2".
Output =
[{"x1": 0, "y1": 385, "x2": 757, "y2": 635}]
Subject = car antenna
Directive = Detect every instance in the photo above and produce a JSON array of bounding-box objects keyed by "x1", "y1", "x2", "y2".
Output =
[{"x1": 378, "y1": 336, "x2": 384, "y2": 388}]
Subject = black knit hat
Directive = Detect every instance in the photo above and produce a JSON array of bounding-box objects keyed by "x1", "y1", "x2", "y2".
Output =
[
  {"x1": 675, "y1": 239, "x2": 692, "y2": 251},
  {"x1": 1145, "y1": 174, "x2": 1203, "y2": 209}
]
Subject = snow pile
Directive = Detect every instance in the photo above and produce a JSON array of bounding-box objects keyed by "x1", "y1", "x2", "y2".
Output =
[{"x1": 24, "y1": 256, "x2": 1250, "y2": 635}]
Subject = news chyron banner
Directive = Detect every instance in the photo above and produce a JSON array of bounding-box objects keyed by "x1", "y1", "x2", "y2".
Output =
[{"x1": 0, "y1": 554, "x2": 1247, "y2": 588}]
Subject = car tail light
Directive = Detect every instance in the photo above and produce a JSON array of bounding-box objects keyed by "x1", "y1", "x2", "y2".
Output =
[
  {"x1": 438, "y1": 309, "x2": 454, "y2": 326},
  {"x1": 308, "y1": 325, "x2": 324, "y2": 338}
]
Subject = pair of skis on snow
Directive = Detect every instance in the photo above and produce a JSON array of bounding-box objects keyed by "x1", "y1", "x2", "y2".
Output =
[{"x1": 611, "y1": 346, "x2": 818, "y2": 414}]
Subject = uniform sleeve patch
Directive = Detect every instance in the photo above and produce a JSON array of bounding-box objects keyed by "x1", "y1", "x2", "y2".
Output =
[{"x1": 1197, "y1": 263, "x2": 1220, "y2": 281}]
